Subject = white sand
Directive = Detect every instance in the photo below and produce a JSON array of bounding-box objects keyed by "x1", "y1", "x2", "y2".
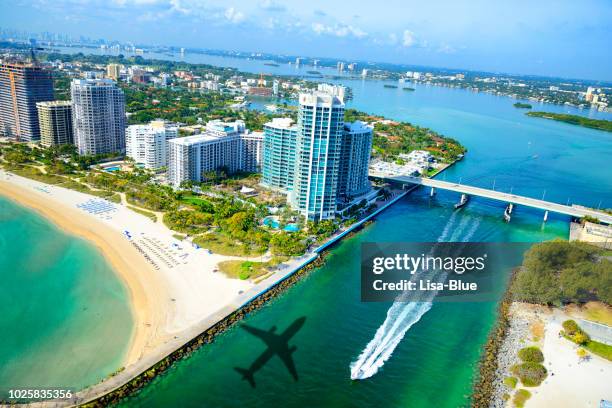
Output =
[
  {"x1": 528, "y1": 308, "x2": 612, "y2": 408},
  {"x1": 0, "y1": 169, "x2": 253, "y2": 367}
]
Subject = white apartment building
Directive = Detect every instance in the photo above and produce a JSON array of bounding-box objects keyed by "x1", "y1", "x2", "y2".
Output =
[
  {"x1": 167, "y1": 120, "x2": 263, "y2": 187},
  {"x1": 126, "y1": 120, "x2": 178, "y2": 169},
  {"x1": 71, "y1": 78, "x2": 126, "y2": 156}
]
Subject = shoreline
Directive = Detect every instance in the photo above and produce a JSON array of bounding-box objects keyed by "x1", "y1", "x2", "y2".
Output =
[
  {"x1": 0, "y1": 179, "x2": 162, "y2": 368},
  {"x1": 0, "y1": 163, "x2": 446, "y2": 407}
]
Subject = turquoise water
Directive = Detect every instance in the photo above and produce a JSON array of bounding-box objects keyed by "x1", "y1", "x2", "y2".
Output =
[
  {"x1": 14, "y1": 48, "x2": 612, "y2": 406},
  {"x1": 263, "y1": 216, "x2": 300, "y2": 232},
  {"x1": 0, "y1": 196, "x2": 133, "y2": 398},
  {"x1": 103, "y1": 53, "x2": 612, "y2": 407}
]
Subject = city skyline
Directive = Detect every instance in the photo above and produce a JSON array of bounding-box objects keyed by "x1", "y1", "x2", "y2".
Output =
[{"x1": 1, "y1": 0, "x2": 611, "y2": 81}]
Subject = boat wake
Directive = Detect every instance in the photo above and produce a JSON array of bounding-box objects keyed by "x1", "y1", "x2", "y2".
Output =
[{"x1": 350, "y1": 213, "x2": 480, "y2": 380}]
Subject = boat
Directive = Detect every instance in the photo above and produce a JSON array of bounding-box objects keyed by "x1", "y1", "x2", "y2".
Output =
[
  {"x1": 503, "y1": 205, "x2": 512, "y2": 222},
  {"x1": 454, "y1": 194, "x2": 469, "y2": 209},
  {"x1": 264, "y1": 62, "x2": 280, "y2": 67},
  {"x1": 384, "y1": 84, "x2": 398, "y2": 88},
  {"x1": 403, "y1": 87, "x2": 415, "y2": 91}
]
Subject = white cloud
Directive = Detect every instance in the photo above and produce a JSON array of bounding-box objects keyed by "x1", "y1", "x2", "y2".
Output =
[
  {"x1": 224, "y1": 7, "x2": 245, "y2": 23},
  {"x1": 311, "y1": 22, "x2": 367, "y2": 39},
  {"x1": 402, "y1": 30, "x2": 416, "y2": 47}
]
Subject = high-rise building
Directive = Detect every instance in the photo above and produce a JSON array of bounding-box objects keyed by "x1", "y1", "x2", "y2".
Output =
[
  {"x1": 36, "y1": 100, "x2": 73, "y2": 147},
  {"x1": 0, "y1": 62, "x2": 54, "y2": 141},
  {"x1": 317, "y1": 83, "x2": 346, "y2": 101},
  {"x1": 241, "y1": 131, "x2": 264, "y2": 173},
  {"x1": 338, "y1": 121, "x2": 373, "y2": 201},
  {"x1": 167, "y1": 120, "x2": 263, "y2": 187},
  {"x1": 71, "y1": 78, "x2": 126, "y2": 155},
  {"x1": 289, "y1": 92, "x2": 345, "y2": 221},
  {"x1": 106, "y1": 63, "x2": 121, "y2": 80},
  {"x1": 261, "y1": 118, "x2": 298, "y2": 192},
  {"x1": 126, "y1": 120, "x2": 178, "y2": 169},
  {"x1": 272, "y1": 80, "x2": 279, "y2": 96}
]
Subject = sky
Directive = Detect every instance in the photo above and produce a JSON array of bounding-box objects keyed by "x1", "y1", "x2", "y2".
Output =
[{"x1": 1, "y1": 0, "x2": 611, "y2": 80}]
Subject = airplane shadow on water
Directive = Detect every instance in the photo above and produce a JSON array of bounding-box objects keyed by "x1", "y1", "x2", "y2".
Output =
[{"x1": 233, "y1": 316, "x2": 306, "y2": 388}]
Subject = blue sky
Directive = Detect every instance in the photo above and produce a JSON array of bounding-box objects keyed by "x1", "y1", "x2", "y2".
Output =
[{"x1": 2, "y1": 0, "x2": 611, "y2": 80}]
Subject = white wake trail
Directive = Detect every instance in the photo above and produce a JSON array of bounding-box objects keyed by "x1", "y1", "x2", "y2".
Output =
[{"x1": 350, "y1": 213, "x2": 481, "y2": 380}]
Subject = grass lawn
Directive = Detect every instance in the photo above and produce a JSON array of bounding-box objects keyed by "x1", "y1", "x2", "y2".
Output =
[
  {"x1": 127, "y1": 205, "x2": 158, "y2": 222},
  {"x1": 584, "y1": 340, "x2": 612, "y2": 361},
  {"x1": 8, "y1": 165, "x2": 66, "y2": 184},
  {"x1": 181, "y1": 195, "x2": 214, "y2": 207},
  {"x1": 193, "y1": 233, "x2": 253, "y2": 256},
  {"x1": 218, "y1": 256, "x2": 288, "y2": 280},
  {"x1": 582, "y1": 302, "x2": 612, "y2": 326},
  {"x1": 218, "y1": 260, "x2": 269, "y2": 280}
]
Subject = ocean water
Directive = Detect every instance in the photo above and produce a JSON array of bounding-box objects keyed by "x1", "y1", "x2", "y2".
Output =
[
  {"x1": 0, "y1": 196, "x2": 133, "y2": 398},
  {"x1": 12, "y1": 48, "x2": 612, "y2": 406},
  {"x1": 100, "y1": 54, "x2": 611, "y2": 407}
]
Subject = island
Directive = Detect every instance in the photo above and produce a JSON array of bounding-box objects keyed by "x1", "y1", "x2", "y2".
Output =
[
  {"x1": 526, "y1": 112, "x2": 612, "y2": 132},
  {"x1": 513, "y1": 102, "x2": 532, "y2": 109}
]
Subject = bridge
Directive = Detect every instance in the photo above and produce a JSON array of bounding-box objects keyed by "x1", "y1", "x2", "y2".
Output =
[{"x1": 371, "y1": 173, "x2": 612, "y2": 225}]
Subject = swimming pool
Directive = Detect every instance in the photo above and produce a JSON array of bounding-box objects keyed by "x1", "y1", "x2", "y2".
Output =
[
  {"x1": 104, "y1": 166, "x2": 121, "y2": 172},
  {"x1": 263, "y1": 216, "x2": 300, "y2": 232}
]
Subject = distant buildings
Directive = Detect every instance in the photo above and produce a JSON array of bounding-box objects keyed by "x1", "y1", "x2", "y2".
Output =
[
  {"x1": 36, "y1": 100, "x2": 73, "y2": 147},
  {"x1": 338, "y1": 121, "x2": 373, "y2": 201},
  {"x1": 0, "y1": 62, "x2": 54, "y2": 141},
  {"x1": 167, "y1": 120, "x2": 263, "y2": 187},
  {"x1": 106, "y1": 63, "x2": 121, "y2": 81},
  {"x1": 71, "y1": 78, "x2": 126, "y2": 155},
  {"x1": 126, "y1": 120, "x2": 178, "y2": 169},
  {"x1": 261, "y1": 118, "x2": 298, "y2": 192},
  {"x1": 585, "y1": 87, "x2": 595, "y2": 102},
  {"x1": 289, "y1": 92, "x2": 345, "y2": 221},
  {"x1": 247, "y1": 86, "x2": 272, "y2": 96}
]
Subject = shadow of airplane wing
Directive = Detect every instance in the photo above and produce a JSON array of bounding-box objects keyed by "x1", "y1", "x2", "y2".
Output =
[{"x1": 277, "y1": 347, "x2": 298, "y2": 381}]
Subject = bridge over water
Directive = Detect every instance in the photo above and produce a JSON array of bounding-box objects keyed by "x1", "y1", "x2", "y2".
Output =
[{"x1": 371, "y1": 173, "x2": 612, "y2": 225}]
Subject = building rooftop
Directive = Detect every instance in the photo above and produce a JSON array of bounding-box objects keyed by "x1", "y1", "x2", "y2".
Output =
[
  {"x1": 299, "y1": 91, "x2": 345, "y2": 107},
  {"x1": 344, "y1": 120, "x2": 373, "y2": 133},
  {"x1": 168, "y1": 133, "x2": 222, "y2": 146},
  {"x1": 71, "y1": 78, "x2": 117, "y2": 87},
  {"x1": 36, "y1": 100, "x2": 72, "y2": 108},
  {"x1": 264, "y1": 117, "x2": 296, "y2": 129}
]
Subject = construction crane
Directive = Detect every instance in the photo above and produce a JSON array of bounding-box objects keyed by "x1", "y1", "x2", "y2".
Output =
[{"x1": 257, "y1": 72, "x2": 270, "y2": 87}]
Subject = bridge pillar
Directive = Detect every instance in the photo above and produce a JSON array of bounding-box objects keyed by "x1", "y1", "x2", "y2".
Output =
[
  {"x1": 508, "y1": 203, "x2": 514, "y2": 214},
  {"x1": 430, "y1": 187, "x2": 436, "y2": 197},
  {"x1": 543, "y1": 210, "x2": 549, "y2": 222}
]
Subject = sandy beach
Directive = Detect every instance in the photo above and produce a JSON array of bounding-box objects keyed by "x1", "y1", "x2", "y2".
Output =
[
  {"x1": 492, "y1": 302, "x2": 612, "y2": 408},
  {"x1": 0, "y1": 169, "x2": 253, "y2": 369}
]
